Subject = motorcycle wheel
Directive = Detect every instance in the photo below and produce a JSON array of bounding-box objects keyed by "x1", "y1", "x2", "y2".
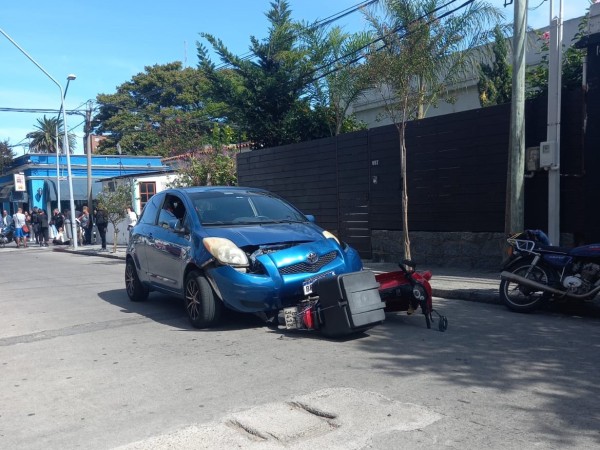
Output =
[
  {"x1": 500, "y1": 262, "x2": 552, "y2": 313},
  {"x1": 438, "y1": 316, "x2": 448, "y2": 332}
]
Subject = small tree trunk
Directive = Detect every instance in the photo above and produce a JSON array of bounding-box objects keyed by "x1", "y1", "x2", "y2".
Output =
[
  {"x1": 113, "y1": 230, "x2": 118, "y2": 253},
  {"x1": 399, "y1": 121, "x2": 411, "y2": 261}
]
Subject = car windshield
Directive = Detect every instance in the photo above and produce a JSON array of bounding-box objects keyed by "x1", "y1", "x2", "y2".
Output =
[{"x1": 190, "y1": 191, "x2": 307, "y2": 226}]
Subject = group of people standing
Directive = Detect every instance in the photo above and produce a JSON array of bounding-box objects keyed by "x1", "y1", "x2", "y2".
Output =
[
  {"x1": 3, "y1": 207, "x2": 76, "y2": 248},
  {"x1": 1, "y1": 205, "x2": 138, "y2": 250},
  {"x1": 3, "y1": 207, "x2": 50, "y2": 248}
]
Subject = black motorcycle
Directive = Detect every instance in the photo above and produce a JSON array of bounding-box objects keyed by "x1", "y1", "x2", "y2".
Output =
[
  {"x1": 500, "y1": 230, "x2": 600, "y2": 312},
  {"x1": 0, "y1": 225, "x2": 14, "y2": 248}
]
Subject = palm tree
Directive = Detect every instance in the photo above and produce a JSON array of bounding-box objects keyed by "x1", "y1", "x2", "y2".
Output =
[
  {"x1": 363, "y1": 0, "x2": 501, "y2": 260},
  {"x1": 302, "y1": 25, "x2": 373, "y2": 135},
  {"x1": 26, "y1": 115, "x2": 77, "y2": 153}
]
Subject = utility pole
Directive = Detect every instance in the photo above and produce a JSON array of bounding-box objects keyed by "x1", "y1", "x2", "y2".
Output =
[
  {"x1": 505, "y1": 0, "x2": 527, "y2": 238},
  {"x1": 85, "y1": 101, "x2": 93, "y2": 212},
  {"x1": 546, "y1": 0, "x2": 563, "y2": 245}
]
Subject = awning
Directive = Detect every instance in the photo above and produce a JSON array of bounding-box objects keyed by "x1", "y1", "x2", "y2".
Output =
[
  {"x1": 0, "y1": 184, "x2": 12, "y2": 201},
  {"x1": 46, "y1": 179, "x2": 103, "y2": 201}
]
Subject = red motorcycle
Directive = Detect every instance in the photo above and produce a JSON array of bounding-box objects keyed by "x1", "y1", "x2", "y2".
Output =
[{"x1": 375, "y1": 260, "x2": 448, "y2": 331}]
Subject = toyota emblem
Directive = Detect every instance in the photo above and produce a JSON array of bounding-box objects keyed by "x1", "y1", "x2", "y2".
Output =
[{"x1": 307, "y1": 252, "x2": 319, "y2": 264}]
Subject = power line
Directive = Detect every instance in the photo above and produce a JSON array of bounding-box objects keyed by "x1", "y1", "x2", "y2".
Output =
[
  {"x1": 149, "y1": 0, "x2": 477, "y2": 132},
  {"x1": 0, "y1": 107, "x2": 93, "y2": 115},
  {"x1": 212, "y1": 0, "x2": 379, "y2": 70},
  {"x1": 18, "y1": 0, "x2": 475, "y2": 143},
  {"x1": 528, "y1": 0, "x2": 547, "y2": 11},
  {"x1": 304, "y1": 0, "x2": 470, "y2": 84}
]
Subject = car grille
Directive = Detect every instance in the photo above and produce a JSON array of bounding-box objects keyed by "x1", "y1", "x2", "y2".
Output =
[{"x1": 279, "y1": 251, "x2": 338, "y2": 275}]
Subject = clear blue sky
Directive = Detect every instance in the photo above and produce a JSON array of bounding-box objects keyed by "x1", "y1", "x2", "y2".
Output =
[{"x1": 0, "y1": 0, "x2": 592, "y2": 155}]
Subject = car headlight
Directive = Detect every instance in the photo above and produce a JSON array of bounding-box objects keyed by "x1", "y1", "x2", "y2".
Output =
[
  {"x1": 322, "y1": 230, "x2": 340, "y2": 244},
  {"x1": 203, "y1": 237, "x2": 249, "y2": 267}
]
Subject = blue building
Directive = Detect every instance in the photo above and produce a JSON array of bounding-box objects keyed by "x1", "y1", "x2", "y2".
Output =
[{"x1": 0, "y1": 153, "x2": 169, "y2": 214}]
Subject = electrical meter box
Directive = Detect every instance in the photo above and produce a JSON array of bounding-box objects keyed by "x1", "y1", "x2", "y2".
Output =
[{"x1": 539, "y1": 141, "x2": 557, "y2": 168}]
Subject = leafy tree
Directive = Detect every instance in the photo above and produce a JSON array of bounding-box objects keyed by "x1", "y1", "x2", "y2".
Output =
[
  {"x1": 95, "y1": 183, "x2": 133, "y2": 253},
  {"x1": 526, "y1": 11, "x2": 588, "y2": 99},
  {"x1": 478, "y1": 25, "x2": 512, "y2": 106},
  {"x1": 93, "y1": 62, "x2": 224, "y2": 156},
  {"x1": 197, "y1": 0, "x2": 330, "y2": 148},
  {"x1": 301, "y1": 25, "x2": 372, "y2": 135},
  {"x1": 0, "y1": 140, "x2": 15, "y2": 175},
  {"x1": 26, "y1": 116, "x2": 77, "y2": 153},
  {"x1": 168, "y1": 148, "x2": 237, "y2": 188},
  {"x1": 363, "y1": 0, "x2": 501, "y2": 260}
]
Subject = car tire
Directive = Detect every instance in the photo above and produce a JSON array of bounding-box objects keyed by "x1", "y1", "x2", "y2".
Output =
[
  {"x1": 125, "y1": 258, "x2": 149, "y2": 302},
  {"x1": 184, "y1": 271, "x2": 222, "y2": 328}
]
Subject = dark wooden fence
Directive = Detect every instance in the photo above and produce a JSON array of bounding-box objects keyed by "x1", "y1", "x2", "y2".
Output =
[{"x1": 238, "y1": 89, "x2": 589, "y2": 258}]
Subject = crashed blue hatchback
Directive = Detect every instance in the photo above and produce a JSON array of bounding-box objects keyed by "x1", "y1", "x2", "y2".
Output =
[{"x1": 125, "y1": 187, "x2": 364, "y2": 328}]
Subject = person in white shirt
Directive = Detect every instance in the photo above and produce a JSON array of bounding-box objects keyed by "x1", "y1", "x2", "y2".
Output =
[
  {"x1": 12, "y1": 207, "x2": 27, "y2": 248},
  {"x1": 126, "y1": 206, "x2": 138, "y2": 231}
]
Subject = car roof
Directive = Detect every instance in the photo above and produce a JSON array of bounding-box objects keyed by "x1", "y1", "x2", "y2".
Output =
[{"x1": 164, "y1": 186, "x2": 270, "y2": 195}]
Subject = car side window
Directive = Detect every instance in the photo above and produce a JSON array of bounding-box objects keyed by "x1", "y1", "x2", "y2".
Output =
[
  {"x1": 139, "y1": 195, "x2": 161, "y2": 225},
  {"x1": 159, "y1": 194, "x2": 187, "y2": 231}
]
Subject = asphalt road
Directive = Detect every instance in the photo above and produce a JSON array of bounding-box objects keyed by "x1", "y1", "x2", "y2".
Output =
[{"x1": 1, "y1": 248, "x2": 599, "y2": 449}]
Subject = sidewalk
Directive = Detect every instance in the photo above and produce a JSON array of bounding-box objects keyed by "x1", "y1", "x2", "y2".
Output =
[{"x1": 48, "y1": 245, "x2": 502, "y2": 305}]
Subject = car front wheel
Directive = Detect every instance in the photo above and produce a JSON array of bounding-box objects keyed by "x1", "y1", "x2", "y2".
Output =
[{"x1": 184, "y1": 271, "x2": 222, "y2": 328}]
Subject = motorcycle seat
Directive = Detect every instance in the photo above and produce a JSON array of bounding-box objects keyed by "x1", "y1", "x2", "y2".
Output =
[{"x1": 535, "y1": 243, "x2": 572, "y2": 255}]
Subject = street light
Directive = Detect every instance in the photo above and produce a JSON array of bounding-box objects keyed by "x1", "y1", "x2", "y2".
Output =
[
  {"x1": 0, "y1": 26, "x2": 79, "y2": 249},
  {"x1": 54, "y1": 75, "x2": 75, "y2": 218},
  {"x1": 61, "y1": 74, "x2": 79, "y2": 249}
]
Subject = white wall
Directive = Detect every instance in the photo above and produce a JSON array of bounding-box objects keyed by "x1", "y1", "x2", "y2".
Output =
[
  {"x1": 350, "y1": 17, "x2": 583, "y2": 128},
  {"x1": 100, "y1": 172, "x2": 179, "y2": 245}
]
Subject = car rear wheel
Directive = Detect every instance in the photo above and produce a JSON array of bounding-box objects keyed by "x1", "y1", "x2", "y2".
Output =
[
  {"x1": 184, "y1": 271, "x2": 222, "y2": 328},
  {"x1": 125, "y1": 258, "x2": 149, "y2": 302}
]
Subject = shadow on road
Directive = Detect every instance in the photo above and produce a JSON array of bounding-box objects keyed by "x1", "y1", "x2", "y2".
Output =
[
  {"x1": 358, "y1": 302, "x2": 600, "y2": 447},
  {"x1": 96, "y1": 289, "x2": 272, "y2": 332}
]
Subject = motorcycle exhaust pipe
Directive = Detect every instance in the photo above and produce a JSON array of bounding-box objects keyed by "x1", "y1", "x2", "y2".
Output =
[{"x1": 500, "y1": 271, "x2": 600, "y2": 300}]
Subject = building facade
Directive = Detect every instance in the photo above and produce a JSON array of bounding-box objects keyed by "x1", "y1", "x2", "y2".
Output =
[
  {"x1": 0, "y1": 153, "x2": 169, "y2": 216},
  {"x1": 349, "y1": 16, "x2": 583, "y2": 127}
]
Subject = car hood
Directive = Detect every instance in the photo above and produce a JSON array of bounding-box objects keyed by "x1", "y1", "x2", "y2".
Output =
[{"x1": 203, "y1": 222, "x2": 326, "y2": 247}]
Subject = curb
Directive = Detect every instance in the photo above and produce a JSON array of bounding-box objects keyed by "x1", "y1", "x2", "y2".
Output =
[
  {"x1": 52, "y1": 247, "x2": 126, "y2": 260},
  {"x1": 432, "y1": 287, "x2": 500, "y2": 305}
]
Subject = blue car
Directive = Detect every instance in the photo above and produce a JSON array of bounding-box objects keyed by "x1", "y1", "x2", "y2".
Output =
[{"x1": 125, "y1": 187, "x2": 363, "y2": 328}]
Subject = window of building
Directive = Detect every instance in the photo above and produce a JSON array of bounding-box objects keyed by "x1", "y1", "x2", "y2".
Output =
[{"x1": 139, "y1": 182, "x2": 156, "y2": 210}]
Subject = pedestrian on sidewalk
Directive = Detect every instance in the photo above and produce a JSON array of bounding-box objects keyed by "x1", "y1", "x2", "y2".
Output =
[
  {"x1": 50, "y1": 208, "x2": 64, "y2": 240},
  {"x1": 12, "y1": 207, "x2": 27, "y2": 248},
  {"x1": 2, "y1": 210, "x2": 12, "y2": 228},
  {"x1": 24, "y1": 210, "x2": 32, "y2": 244},
  {"x1": 78, "y1": 206, "x2": 91, "y2": 245},
  {"x1": 95, "y1": 207, "x2": 109, "y2": 252},
  {"x1": 52, "y1": 227, "x2": 70, "y2": 245},
  {"x1": 126, "y1": 206, "x2": 137, "y2": 230},
  {"x1": 31, "y1": 207, "x2": 41, "y2": 245},
  {"x1": 37, "y1": 210, "x2": 50, "y2": 247}
]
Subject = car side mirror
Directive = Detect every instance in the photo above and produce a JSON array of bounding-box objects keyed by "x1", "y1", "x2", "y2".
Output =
[{"x1": 305, "y1": 214, "x2": 315, "y2": 223}]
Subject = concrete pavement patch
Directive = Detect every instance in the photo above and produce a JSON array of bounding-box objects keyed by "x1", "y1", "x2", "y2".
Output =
[{"x1": 117, "y1": 387, "x2": 442, "y2": 449}]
